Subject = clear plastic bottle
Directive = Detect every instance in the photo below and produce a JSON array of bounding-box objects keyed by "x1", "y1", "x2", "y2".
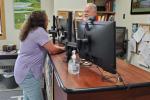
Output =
[{"x1": 68, "y1": 50, "x2": 80, "y2": 75}]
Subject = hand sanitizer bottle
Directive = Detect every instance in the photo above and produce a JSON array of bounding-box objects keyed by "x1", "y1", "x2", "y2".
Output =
[{"x1": 68, "y1": 50, "x2": 80, "y2": 75}]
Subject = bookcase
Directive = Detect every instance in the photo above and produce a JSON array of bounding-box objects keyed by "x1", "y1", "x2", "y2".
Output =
[
  {"x1": 87, "y1": 0, "x2": 115, "y2": 21},
  {"x1": 57, "y1": 10, "x2": 84, "y2": 20}
]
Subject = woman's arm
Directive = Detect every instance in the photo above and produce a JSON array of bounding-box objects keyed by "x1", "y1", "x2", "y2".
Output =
[{"x1": 43, "y1": 41, "x2": 65, "y2": 55}]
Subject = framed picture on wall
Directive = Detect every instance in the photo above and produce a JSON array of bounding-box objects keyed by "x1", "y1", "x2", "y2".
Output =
[
  {"x1": 14, "y1": 0, "x2": 41, "y2": 29},
  {"x1": 0, "y1": 0, "x2": 6, "y2": 40},
  {"x1": 131, "y1": 0, "x2": 150, "y2": 14},
  {"x1": 0, "y1": 0, "x2": 2, "y2": 36},
  {"x1": 87, "y1": 0, "x2": 94, "y2": 3}
]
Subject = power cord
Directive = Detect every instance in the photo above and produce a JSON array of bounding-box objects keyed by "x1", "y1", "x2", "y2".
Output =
[
  {"x1": 96, "y1": 66, "x2": 126, "y2": 87},
  {"x1": 116, "y1": 72, "x2": 126, "y2": 87}
]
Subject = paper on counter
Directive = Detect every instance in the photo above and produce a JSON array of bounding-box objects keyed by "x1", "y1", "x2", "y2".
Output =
[
  {"x1": 129, "y1": 38, "x2": 136, "y2": 52},
  {"x1": 139, "y1": 32, "x2": 150, "y2": 52},
  {"x1": 127, "y1": 38, "x2": 136, "y2": 63},
  {"x1": 145, "y1": 55, "x2": 150, "y2": 67},
  {"x1": 141, "y1": 32, "x2": 150, "y2": 42},
  {"x1": 144, "y1": 52, "x2": 150, "y2": 67},
  {"x1": 138, "y1": 42, "x2": 146, "y2": 53},
  {"x1": 140, "y1": 44, "x2": 150, "y2": 66},
  {"x1": 133, "y1": 26, "x2": 145, "y2": 43},
  {"x1": 140, "y1": 44, "x2": 150, "y2": 57}
]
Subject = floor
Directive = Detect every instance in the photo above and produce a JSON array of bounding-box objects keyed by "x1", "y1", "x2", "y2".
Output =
[
  {"x1": 0, "y1": 74, "x2": 46, "y2": 100},
  {"x1": 0, "y1": 58, "x2": 23, "y2": 100},
  {"x1": 0, "y1": 59, "x2": 47, "y2": 100},
  {"x1": 0, "y1": 90, "x2": 22, "y2": 100},
  {"x1": 0, "y1": 75, "x2": 23, "y2": 100}
]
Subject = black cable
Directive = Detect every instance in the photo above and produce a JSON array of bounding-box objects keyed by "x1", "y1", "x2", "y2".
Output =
[
  {"x1": 96, "y1": 66, "x2": 126, "y2": 87},
  {"x1": 116, "y1": 72, "x2": 126, "y2": 87},
  {"x1": 96, "y1": 66, "x2": 115, "y2": 80},
  {"x1": 96, "y1": 65, "x2": 103, "y2": 76},
  {"x1": 96, "y1": 66, "x2": 115, "y2": 81}
]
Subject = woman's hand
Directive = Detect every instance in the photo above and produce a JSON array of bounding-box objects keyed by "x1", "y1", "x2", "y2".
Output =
[
  {"x1": 55, "y1": 45, "x2": 65, "y2": 51},
  {"x1": 43, "y1": 41, "x2": 65, "y2": 55}
]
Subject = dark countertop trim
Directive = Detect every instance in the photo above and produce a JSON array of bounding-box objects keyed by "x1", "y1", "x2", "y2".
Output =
[
  {"x1": 0, "y1": 51, "x2": 18, "y2": 59},
  {"x1": 0, "y1": 55, "x2": 18, "y2": 59}
]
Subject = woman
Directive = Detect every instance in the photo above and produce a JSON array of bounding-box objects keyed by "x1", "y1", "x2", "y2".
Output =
[{"x1": 14, "y1": 11, "x2": 64, "y2": 100}]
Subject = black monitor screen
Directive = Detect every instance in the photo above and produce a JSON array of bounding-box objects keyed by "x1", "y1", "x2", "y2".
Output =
[{"x1": 77, "y1": 21, "x2": 116, "y2": 74}]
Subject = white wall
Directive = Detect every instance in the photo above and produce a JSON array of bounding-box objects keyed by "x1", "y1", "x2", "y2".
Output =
[
  {"x1": 42, "y1": 0, "x2": 54, "y2": 27},
  {"x1": 0, "y1": 0, "x2": 87, "y2": 50},
  {"x1": 54, "y1": 0, "x2": 87, "y2": 14},
  {"x1": 115, "y1": 0, "x2": 150, "y2": 68},
  {"x1": 115, "y1": 0, "x2": 150, "y2": 38},
  {"x1": 1, "y1": 0, "x2": 149, "y2": 48},
  {"x1": 0, "y1": 0, "x2": 53, "y2": 50},
  {"x1": 0, "y1": 0, "x2": 17, "y2": 50}
]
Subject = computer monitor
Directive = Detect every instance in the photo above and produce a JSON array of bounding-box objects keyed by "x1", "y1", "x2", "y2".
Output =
[
  {"x1": 77, "y1": 21, "x2": 116, "y2": 74},
  {"x1": 58, "y1": 16, "x2": 76, "y2": 42},
  {"x1": 57, "y1": 12, "x2": 73, "y2": 43},
  {"x1": 58, "y1": 18, "x2": 68, "y2": 32},
  {"x1": 58, "y1": 12, "x2": 77, "y2": 62},
  {"x1": 116, "y1": 27, "x2": 127, "y2": 57}
]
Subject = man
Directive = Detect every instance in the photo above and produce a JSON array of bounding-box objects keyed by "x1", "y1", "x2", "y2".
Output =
[{"x1": 83, "y1": 3, "x2": 97, "y2": 21}]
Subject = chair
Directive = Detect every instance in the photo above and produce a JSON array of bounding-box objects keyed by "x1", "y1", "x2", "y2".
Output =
[{"x1": 116, "y1": 27, "x2": 128, "y2": 58}]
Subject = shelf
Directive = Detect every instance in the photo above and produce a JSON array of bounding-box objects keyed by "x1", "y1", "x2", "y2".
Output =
[
  {"x1": 97, "y1": 11, "x2": 115, "y2": 14},
  {"x1": 138, "y1": 23, "x2": 150, "y2": 26}
]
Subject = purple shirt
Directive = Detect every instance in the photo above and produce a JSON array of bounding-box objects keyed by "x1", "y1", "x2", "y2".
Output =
[{"x1": 14, "y1": 27, "x2": 49, "y2": 84}]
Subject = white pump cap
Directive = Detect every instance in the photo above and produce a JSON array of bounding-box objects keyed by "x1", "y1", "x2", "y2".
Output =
[{"x1": 72, "y1": 50, "x2": 76, "y2": 60}]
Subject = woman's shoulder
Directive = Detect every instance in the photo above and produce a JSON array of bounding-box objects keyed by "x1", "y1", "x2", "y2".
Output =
[
  {"x1": 32, "y1": 27, "x2": 47, "y2": 34},
  {"x1": 30, "y1": 27, "x2": 45, "y2": 33},
  {"x1": 36, "y1": 27, "x2": 46, "y2": 32}
]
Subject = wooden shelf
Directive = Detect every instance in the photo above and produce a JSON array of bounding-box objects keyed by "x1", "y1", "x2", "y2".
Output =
[
  {"x1": 97, "y1": 11, "x2": 115, "y2": 15},
  {"x1": 138, "y1": 23, "x2": 150, "y2": 26},
  {"x1": 87, "y1": 0, "x2": 115, "y2": 21},
  {"x1": 57, "y1": 10, "x2": 70, "y2": 19}
]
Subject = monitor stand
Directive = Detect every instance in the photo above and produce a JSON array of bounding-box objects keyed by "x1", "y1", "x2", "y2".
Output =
[
  {"x1": 80, "y1": 59, "x2": 92, "y2": 66},
  {"x1": 65, "y1": 41, "x2": 77, "y2": 62}
]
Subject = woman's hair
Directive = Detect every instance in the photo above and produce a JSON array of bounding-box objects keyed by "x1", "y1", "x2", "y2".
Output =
[{"x1": 20, "y1": 11, "x2": 48, "y2": 41}]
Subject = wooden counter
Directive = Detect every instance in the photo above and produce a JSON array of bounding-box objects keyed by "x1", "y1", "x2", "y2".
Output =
[{"x1": 47, "y1": 53, "x2": 150, "y2": 100}]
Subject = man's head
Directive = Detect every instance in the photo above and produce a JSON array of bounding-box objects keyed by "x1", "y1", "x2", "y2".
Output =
[{"x1": 83, "y1": 3, "x2": 97, "y2": 21}]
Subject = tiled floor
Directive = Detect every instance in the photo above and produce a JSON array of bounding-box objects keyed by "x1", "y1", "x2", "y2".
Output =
[
  {"x1": 0, "y1": 81, "x2": 21, "y2": 91},
  {"x1": 0, "y1": 77, "x2": 46, "y2": 100},
  {"x1": 0, "y1": 90, "x2": 23, "y2": 100},
  {"x1": 0, "y1": 78, "x2": 23, "y2": 100},
  {"x1": 0, "y1": 69, "x2": 45, "y2": 100}
]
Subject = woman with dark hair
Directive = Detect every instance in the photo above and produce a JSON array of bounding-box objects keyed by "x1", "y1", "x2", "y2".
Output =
[{"x1": 14, "y1": 11, "x2": 64, "y2": 100}]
